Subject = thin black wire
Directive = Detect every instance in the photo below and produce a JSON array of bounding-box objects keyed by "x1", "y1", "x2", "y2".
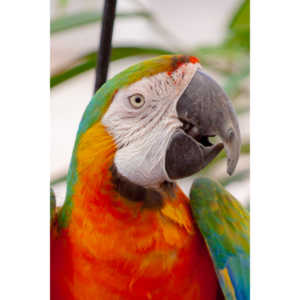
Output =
[{"x1": 94, "y1": 0, "x2": 117, "y2": 93}]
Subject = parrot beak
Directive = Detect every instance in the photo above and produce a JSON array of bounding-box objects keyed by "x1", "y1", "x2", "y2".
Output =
[{"x1": 165, "y1": 69, "x2": 241, "y2": 180}]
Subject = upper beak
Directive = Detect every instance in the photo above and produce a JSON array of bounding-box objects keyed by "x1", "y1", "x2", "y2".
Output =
[{"x1": 165, "y1": 69, "x2": 241, "y2": 180}]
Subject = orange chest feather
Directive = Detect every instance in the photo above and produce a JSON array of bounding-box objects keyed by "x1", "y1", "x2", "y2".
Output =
[
  {"x1": 51, "y1": 123, "x2": 220, "y2": 299},
  {"x1": 51, "y1": 188, "x2": 219, "y2": 300}
]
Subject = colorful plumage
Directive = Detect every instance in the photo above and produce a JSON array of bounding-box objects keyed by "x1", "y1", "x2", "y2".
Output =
[{"x1": 51, "y1": 55, "x2": 249, "y2": 300}]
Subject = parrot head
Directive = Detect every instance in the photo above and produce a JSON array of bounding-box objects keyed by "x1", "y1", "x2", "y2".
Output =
[
  {"x1": 99, "y1": 55, "x2": 240, "y2": 183},
  {"x1": 63, "y1": 55, "x2": 241, "y2": 222}
]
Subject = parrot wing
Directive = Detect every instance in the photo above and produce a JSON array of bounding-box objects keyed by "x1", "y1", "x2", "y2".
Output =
[{"x1": 190, "y1": 177, "x2": 249, "y2": 300}]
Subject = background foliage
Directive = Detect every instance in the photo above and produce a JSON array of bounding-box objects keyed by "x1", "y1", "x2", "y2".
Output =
[{"x1": 51, "y1": 0, "x2": 250, "y2": 207}]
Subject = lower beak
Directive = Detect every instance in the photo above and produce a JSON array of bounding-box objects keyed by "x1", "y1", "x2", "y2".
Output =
[{"x1": 165, "y1": 69, "x2": 241, "y2": 180}]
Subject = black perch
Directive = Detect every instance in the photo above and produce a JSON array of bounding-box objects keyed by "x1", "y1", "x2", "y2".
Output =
[{"x1": 94, "y1": 0, "x2": 118, "y2": 93}]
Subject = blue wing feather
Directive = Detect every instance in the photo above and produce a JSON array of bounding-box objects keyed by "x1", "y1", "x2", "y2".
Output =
[{"x1": 190, "y1": 177, "x2": 250, "y2": 300}]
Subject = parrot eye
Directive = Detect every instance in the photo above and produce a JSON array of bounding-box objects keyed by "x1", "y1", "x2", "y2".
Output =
[{"x1": 128, "y1": 94, "x2": 145, "y2": 108}]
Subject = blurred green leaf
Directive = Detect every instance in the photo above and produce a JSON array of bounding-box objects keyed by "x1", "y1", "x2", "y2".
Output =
[
  {"x1": 51, "y1": 11, "x2": 152, "y2": 34},
  {"x1": 226, "y1": 0, "x2": 250, "y2": 51},
  {"x1": 58, "y1": 0, "x2": 68, "y2": 7},
  {"x1": 192, "y1": 44, "x2": 249, "y2": 77},
  {"x1": 51, "y1": 174, "x2": 67, "y2": 186},
  {"x1": 224, "y1": 63, "x2": 250, "y2": 97},
  {"x1": 229, "y1": 0, "x2": 250, "y2": 30},
  {"x1": 220, "y1": 169, "x2": 249, "y2": 187},
  {"x1": 51, "y1": 46, "x2": 173, "y2": 88},
  {"x1": 192, "y1": 0, "x2": 250, "y2": 62},
  {"x1": 193, "y1": 45, "x2": 244, "y2": 58},
  {"x1": 226, "y1": 29, "x2": 250, "y2": 51}
]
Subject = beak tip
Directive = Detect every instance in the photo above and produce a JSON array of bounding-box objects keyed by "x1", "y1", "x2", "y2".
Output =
[
  {"x1": 227, "y1": 168, "x2": 233, "y2": 176},
  {"x1": 226, "y1": 159, "x2": 238, "y2": 176}
]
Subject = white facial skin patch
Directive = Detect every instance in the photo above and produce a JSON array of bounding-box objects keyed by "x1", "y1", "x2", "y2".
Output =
[{"x1": 102, "y1": 62, "x2": 201, "y2": 188}]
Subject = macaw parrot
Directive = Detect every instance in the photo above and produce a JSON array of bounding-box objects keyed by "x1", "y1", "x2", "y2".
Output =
[{"x1": 51, "y1": 55, "x2": 249, "y2": 300}]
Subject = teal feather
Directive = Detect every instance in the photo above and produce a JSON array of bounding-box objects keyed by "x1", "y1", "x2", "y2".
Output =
[{"x1": 190, "y1": 177, "x2": 249, "y2": 300}]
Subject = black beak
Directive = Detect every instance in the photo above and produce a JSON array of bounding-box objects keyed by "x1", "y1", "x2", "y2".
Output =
[{"x1": 165, "y1": 70, "x2": 241, "y2": 180}]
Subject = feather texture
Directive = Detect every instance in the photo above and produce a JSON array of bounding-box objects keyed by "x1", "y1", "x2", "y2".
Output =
[
  {"x1": 58, "y1": 55, "x2": 199, "y2": 229},
  {"x1": 51, "y1": 55, "x2": 232, "y2": 299},
  {"x1": 51, "y1": 123, "x2": 221, "y2": 299},
  {"x1": 190, "y1": 177, "x2": 249, "y2": 300}
]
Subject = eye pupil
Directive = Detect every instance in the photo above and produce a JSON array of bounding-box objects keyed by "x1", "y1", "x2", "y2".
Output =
[{"x1": 129, "y1": 94, "x2": 145, "y2": 108}]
